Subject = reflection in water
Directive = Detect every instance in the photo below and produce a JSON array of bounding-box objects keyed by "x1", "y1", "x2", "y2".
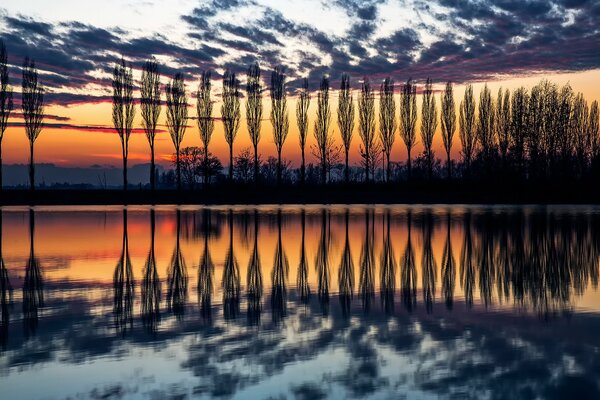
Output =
[
  {"x1": 141, "y1": 209, "x2": 161, "y2": 333},
  {"x1": 315, "y1": 210, "x2": 330, "y2": 314},
  {"x1": 380, "y1": 211, "x2": 395, "y2": 314},
  {"x1": 198, "y1": 209, "x2": 214, "y2": 322},
  {"x1": 297, "y1": 210, "x2": 310, "y2": 304},
  {"x1": 2, "y1": 206, "x2": 600, "y2": 399},
  {"x1": 338, "y1": 210, "x2": 354, "y2": 317},
  {"x1": 222, "y1": 210, "x2": 240, "y2": 320},
  {"x1": 401, "y1": 211, "x2": 417, "y2": 312},
  {"x1": 23, "y1": 209, "x2": 43, "y2": 338},
  {"x1": 246, "y1": 211, "x2": 262, "y2": 326},
  {"x1": 441, "y1": 212, "x2": 456, "y2": 310},
  {"x1": 167, "y1": 210, "x2": 188, "y2": 318},
  {"x1": 271, "y1": 211, "x2": 288, "y2": 323},
  {"x1": 359, "y1": 210, "x2": 375, "y2": 313},
  {"x1": 113, "y1": 209, "x2": 133, "y2": 336},
  {"x1": 0, "y1": 212, "x2": 12, "y2": 349}
]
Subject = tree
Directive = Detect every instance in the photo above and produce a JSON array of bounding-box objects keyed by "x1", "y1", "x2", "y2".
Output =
[
  {"x1": 0, "y1": 40, "x2": 13, "y2": 191},
  {"x1": 379, "y1": 77, "x2": 396, "y2": 182},
  {"x1": 420, "y1": 78, "x2": 437, "y2": 179},
  {"x1": 166, "y1": 73, "x2": 188, "y2": 191},
  {"x1": 270, "y1": 66, "x2": 289, "y2": 185},
  {"x1": 22, "y1": 57, "x2": 44, "y2": 192},
  {"x1": 112, "y1": 58, "x2": 134, "y2": 191},
  {"x1": 527, "y1": 84, "x2": 544, "y2": 179},
  {"x1": 589, "y1": 100, "x2": 599, "y2": 162},
  {"x1": 459, "y1": 84, "x2": 476, "y2": 176},
  {"x1": 572, "y1": 93, "x2": 589, "y2": 177},
  {"x1": 140, "y1": 59, "x2": 161, "y2": 191},
  {"x1": 496, "y1": 88, "x2": 510, "y2": 172},
  {"x1": 222, "y1": 69, "x2": 240, "y2": 182},
  {"x1": 400, "y1": 79, "x2": 417, "y2": 180},
  {"x1": 358, "y1": 77, "x2": 376, "y2": 182},
  {"x1": 296, "y1": 78, "x2": 310, "y2": 184},
  {"x1": 197, "y1": 71, "x2": 214, "y2": 186},
  {"x1": 338, "y1": 73, "x2": 354, "y2": 183},
  {"x1": 440, "y1": 81, "x2": 455, "y2": 179},
  {"x1": 557, "y1": 84, "x2": 573, "y2": 176},
  {"x1": 246, "y1": 62, "x2": 262, "y2": 182},
  {"x1": 476, "y1": 84, "x2": 495, "y2": 174},
  {"x1": 510, "y1": 87, "x2": 529, "y2": 178},
  {"x1": 314, "y1": 75, "x2": 332, "y2": 184}
]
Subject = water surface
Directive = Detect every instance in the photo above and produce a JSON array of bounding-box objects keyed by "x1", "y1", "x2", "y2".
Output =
[{"x1": 1, "y1": 205, "x2": 599, "y2": 399}]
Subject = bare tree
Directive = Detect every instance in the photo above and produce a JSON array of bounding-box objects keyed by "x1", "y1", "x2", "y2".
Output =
[
  {"x1": 246, "y1": 62, "x2": 262, "y2": 182},
  {"x1": 141, "y1": 59, "x2": 161, "y2": 191},
  {"x1": 572, "y1": 93, "x2": 589, "y2": 177},
  {"x1": 358, "y1": 77, "x2": 376, "y2": 182},
  {"x1": 440, "y1": 81, "x2": 455, "y2": 179},
  {"x1": 510, "y1": 87, "x2": 529, "y2": 178},
  {"x1": 400, "y1": 79, "x2": 417, "y2": 180},
  {"x1": 166, "y1": 73, "x2": 188, "y2": 191},
  {"x1": 477, "y1": 84, "x2": 495, "y2": 173},
  {"x1": 420, "y1": 78, "x2": 437, "y2": 179},
  {"x1": 270, "y1": 66, "x2": 289, "y2": 185},
  {"x1": 459, "y1": 84, "x2": 476, "y2": 176},
  {"x1": 527, "y1": 84, "x2": 544, "y2": 179},
  {"x1": 557, "y1": 84, "x2": 573, "y2": 175},
  {"x1": 590, "y1": 100, "x2": 599, "y2": 161},
  {"x1": 496, "y1": 88, "x2": 510, "y2": 172},
  {"x1": 337, "y1": 73, "x2": 354, "y2": 184},
  {"x1": 112, "y1": 58, "x2": 134, "y2": 191},
  {"x1": 222, "y1": 69, "x2": 241, "y2": 182},
  {"x1": 197, "y1": 71, "x2": 214, "y2": 186},
  {"x1": 22, "y1": 57, "x2": 44, "y2": 191},
  {"x1": 296, "y1": 78, "x2": 310, "y2": 184},
  {"x1": 314, "y1": 75, "x2": 332, "y2": 184},
  {"x1": 0, "y1": 41, "x2": 13, "y2": 190},
  {"x1": 379, "y1": 77, "x2": 396, "y2": 182}
]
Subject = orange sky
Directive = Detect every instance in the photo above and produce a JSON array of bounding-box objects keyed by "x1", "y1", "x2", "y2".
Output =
[{"x1": 3, "y1": 69, "x2": 600, "y2": 169}]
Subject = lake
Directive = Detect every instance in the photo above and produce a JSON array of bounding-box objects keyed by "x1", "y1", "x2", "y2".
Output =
[{"x1": 1, "y1": 205, "x2": 599, "y2": 399}]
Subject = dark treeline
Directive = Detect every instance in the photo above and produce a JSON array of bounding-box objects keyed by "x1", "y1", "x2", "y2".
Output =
[
  {"x1": 1, "y1": 40, "x2": 600, "y2": 193},
  {"x1": 2, "y1": 207, "x2": 599, "y2": 343}
]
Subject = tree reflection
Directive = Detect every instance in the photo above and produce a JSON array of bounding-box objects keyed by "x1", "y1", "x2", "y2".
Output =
[
  {"x1": 421, "y1": 211, "x2": 437, "y2": 313},
  {"x1": 141, "y1": 209, "x2": 161, "y2": 333},
  {"x1": 246, "y1": 210, "x2": 262, "y2": 326},
  {"x1": 400, "y1": 211, "x2": 417, "y2": 312},
  {"x1": 315, "y1": 209, "x2": 330, "y2": 315},
  {"x1": 198, "y1": 208, "x2": 214, "y2": 322},
  {"x1": 167, "y1": 209, "x2": 188, "y2": 318},
  {"x1": 380, "y1": 211, "x2": 395, "y2": 314},
  {"x1": 271, "y1": 210, "x2": 288, "y2": 323},
  {"x1": 0, "y1": 211, "x2": 12, "y2": 350},
  {"x1": 113, "y1": 209, "x2": 133, "y2": 336},
  {"x1": 297, "y1": 210, "x2": 310, "y2": 304},
  {"x1": 441, "y1": 211, "x2": 455, "y2": 310},
  {"x1": 460, "y1": 212, "x2": 475, "y2": 309},
  {"x1": 359, "y1": 209, "x2": 375, "y2": 313},
  {"x1": 222, "y1": 210, "x2": 240, "y2": 320},
  {"x1": 338, "y1": 209, "x2": 354, "y2": 317}
]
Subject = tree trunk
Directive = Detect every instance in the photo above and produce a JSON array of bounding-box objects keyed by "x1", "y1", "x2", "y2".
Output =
[
  {"x1": 447, "y1": 151, "x2": 451, "y2": 180},
  {"x1": 204, "y1": 144, "x2": 209, "y2": 187},
  {"x1": 0, "y1": 140, "x2": 3, "y2": 191},
  {"x1": 365, "y1": 146, "x2": 370, "y2": 184},
  {"x1": 29, "y1": 142, "x2": 35, "y2": 191},
  {"x1": 386, "y1": 152, "x2": 391, "y2": 182},
  {"x1": 122, "y1": 145, "x2": 127, "y2": 192},
  {"x1": 229, "y1": 145, "x2": 233, "y2": 182},
  {"x1": 277, "y1": 149, "x2": 282, "y2": 186},
  {"x1": 253, "y1": 144, "x2": 259, "y2": 184},
  {"x1": 407, "y1": 148, "x2": 412, "y2": 181},
  {"x1": 301, "y1": 147, "x2": 305, "y2": 184},
  {"x1": 176, "y1": 149, "x2": 181, "y2": 191},
  {"x1": 150, "y1": 144, "x2": 155, "y2": 191},
  {"x1": 345, "y1": 149, "x2": 349, "y2": 184},
  {"x1": 321, "y1": 154, "x2": 326, "y2": 185}
]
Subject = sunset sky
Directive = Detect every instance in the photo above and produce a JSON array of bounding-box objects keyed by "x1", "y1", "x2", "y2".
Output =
[{"x1": 1, "y1": 0, "x2": 600, "y2": 171}]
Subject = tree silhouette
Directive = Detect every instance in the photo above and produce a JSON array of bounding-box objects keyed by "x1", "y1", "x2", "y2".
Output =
[
  {"x1": 270, "y1": 66, "x2": 289, "y2": 185},
  {"x1": 141, "y1": 59, "x2": 161, "y2": 191},
  {"x1": 22, "y1": 57, "x2": 44, "y2": 192},
  {"x1": 358, "y1": 78, "x2": 376, "y2": 183},
  {"x1": 460, "y1": 212, "x2": 475, "y2": 308},
  {"x1": 246, "y1": 63, "x2": 263, "y2": 183},
  {"x1": 420, "y1": 78, "x2": 437, "y2": 180},
  {"x1": 0, "y1": 210, "x2": 10, "y2": 349},
  {"x1": 197, "y1": 71, "x2": 214, "y2": 186},
  {"x1": 315, "y1": 209, "x2": 330, "y2": 314},
  {"x1": 297, "y1": 210, "x2": 310, "y2": 303},
  {"x1": 0, "y1": 41, "x2": 13, "y2": 191},
  {"x1": 441, "y1": 212, "x2": 455, "y2": 310},
  {"x1": 338, "y1": 209, "x2": 354, "y2": 316},
  {"x1": 477, "y1": 84, "x2": 495, "y2": 174},
  {"x1": 23, "y1": 210, "x2": 43, "y2": 338},
  {"x1": 167, "y1": 210, "x2": 187, "y2": 317},
  {"x1": 590, "y1": 100, "x2": 599, "y2": 162},
  {"x1": 246, "y1": 211, "x2": 262, "y2": 325},
  {"x1": 572, "y1": 93, "x2": 589, "y2": 177},
  {"x1": 440, "y1": 81, "x2": 455, "y2": 179},
  {"x1": 111, "y1": 58, "x2": 134, "y2": 192},
  {"x1": 511, "y1": 87, "x2": 529, "y2": 179},
  {"x1": 400, "y1": 79, "x2": 417, "y2": 180},
  {"x1": 271, "y1": 210, "x2": 288, "y2": 322},
  {"x1": 459, "y1": 84, "x2": 476, "y2": 176},
  {"x1": 296, "y1": 78, "x2": 310, "y2": 184},
  {"x1": 421, "y1": 212, "x2": 437, "y2": 313},
  {"x1": 166, "y1": 73, "x2": 188, "y2": 191},
  {"x1": 337, "y1": 74, "x2": 355, "y2": 184},
  {"x1": 359, "y1": 209, "x2": 375, "y2": 312},
  {"x1": 198, "y1": 209, "x2": 214, "y2": 321},
  {"x1": 141, "y1": 209, "x2": 161, "y2": 333},
  {"x1": 379, "y1": 77, "x2": 396, "y2": 182},
  {"x1": 496, "y1": 88, "x2": 510, "y2": 174},
  {"x1": 557, "y1": 84, "x2": 573, "y2": 177},
  {"x1": 314, "y1": 75, "x2": 333, "y2": 184},
  {"x1": 222, "y1": 210, "x2": 240, "y2": 320},
  {"x1": 222, "y1": 70, "x2": 241, "y2": 182},
  {"x1": 380, "y1": 211, "x2": 396, "y2": 314},
  {"x1": 400, "y1": 211, "x2": 417, "y2": 312}
]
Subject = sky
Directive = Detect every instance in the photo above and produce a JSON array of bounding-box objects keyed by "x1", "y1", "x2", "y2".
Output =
[{"x1": 1, "y1": 0, "x2": 600, "y2": 171}]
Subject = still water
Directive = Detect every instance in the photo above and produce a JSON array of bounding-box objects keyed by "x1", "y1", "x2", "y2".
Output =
[{"x1": 0, "y1": 205, "x2": 599, "y2": 399}]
